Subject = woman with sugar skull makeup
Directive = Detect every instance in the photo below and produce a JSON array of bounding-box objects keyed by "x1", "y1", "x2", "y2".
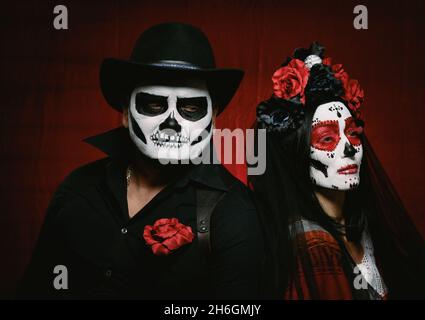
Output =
[{"x1": 250, "y1": 43, "x2": 425, "y2": 300}]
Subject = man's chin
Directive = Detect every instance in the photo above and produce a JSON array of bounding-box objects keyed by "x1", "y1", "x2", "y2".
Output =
[
  {"x1": 140, "y1": 143, "x2": 210, "y2": 164},
  {"x1": 152, "y1": 147, "x2": 191, "y2": 164}
]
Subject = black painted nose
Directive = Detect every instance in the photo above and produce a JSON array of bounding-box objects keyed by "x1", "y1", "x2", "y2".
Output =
[
  {"x1": 159, "y1": 112, "x2": 181, "y2": 133},
  {"x1": 343, "y1": 142, "x2": 357, "y2": 157}
]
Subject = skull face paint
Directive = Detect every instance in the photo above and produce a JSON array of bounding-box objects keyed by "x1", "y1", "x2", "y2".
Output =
[
  {"x1": 128, "y1": 83, "x2": 213, "y2": 161},
  {"x1": 309, "y1": 101, "x2": 364, "y2": 190}
]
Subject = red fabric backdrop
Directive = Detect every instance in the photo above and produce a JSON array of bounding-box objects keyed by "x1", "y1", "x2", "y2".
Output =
[{"x1": 0, "y1": 0, "x2": 424, "y2": 298}]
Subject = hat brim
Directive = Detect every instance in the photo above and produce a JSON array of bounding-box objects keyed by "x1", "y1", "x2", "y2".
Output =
[{"x1": 99, "y1": 58, "x2": 244, "y2": 115}]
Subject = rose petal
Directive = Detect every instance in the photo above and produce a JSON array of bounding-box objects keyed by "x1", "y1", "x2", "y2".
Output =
[
  {"x1": 162, "y1": 236, "x2": 181, "y2": 251},
  {"x1": 143, "y1": 225, "x2": 158, "y2": 245},
  {"x1": 163, "y1": 227, "x2": 194, "y2": 251},
  {"x1": 178, "y1": 226, "x2": 195, "y2": 242},
  {"x1": 151, "y1": 243, "x2": 171, "y2": 256},
  {"x1": 153, "y1": 218, "x2": 172, "y2": 228},
  {"x1": 155, "y1": 225, "x2": 178, "y2": 239},
  {"x1": 322, "y1": 57, "x2": 332, "y2": 66}
]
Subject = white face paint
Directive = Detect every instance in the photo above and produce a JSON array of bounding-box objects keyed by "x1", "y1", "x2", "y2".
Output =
[
  {"x1": 309, "y1": 102, "x2": 364, "y2": 190},
  {"x1": 128, "y1": 82, "x2": 213, "y2": 161}
]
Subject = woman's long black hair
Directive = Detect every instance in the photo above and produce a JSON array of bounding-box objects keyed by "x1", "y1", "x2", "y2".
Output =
[{"x1": 250, "y1": 45, "x2": 425, "y2": 299}]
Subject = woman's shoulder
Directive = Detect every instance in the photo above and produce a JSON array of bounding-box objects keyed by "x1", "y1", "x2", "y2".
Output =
[
  {"x1": 285, "y1": 219, "x2": 353, "y2": 299},
  {"x1": 291, "y1": 219, "x2": 338, "y2": 243},
  {"x1": 291, "y1": 219, "x2": 343, "y2": 268}
]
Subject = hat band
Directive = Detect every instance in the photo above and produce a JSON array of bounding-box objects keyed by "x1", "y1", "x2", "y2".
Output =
[{"x1": 145, "y1": 60, "x2": 204, "y2": 70}]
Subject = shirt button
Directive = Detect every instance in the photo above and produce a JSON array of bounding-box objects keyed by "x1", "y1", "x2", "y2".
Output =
[
  {"x1": 105, "y1": 269, "x2": 112, "y2": 277},
  {"x1": 121, "y1": 228, "x2": 128, "y2": 234}
]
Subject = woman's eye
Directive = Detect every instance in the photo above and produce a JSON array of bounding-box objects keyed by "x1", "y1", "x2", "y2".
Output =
[
  {"x1": 321, "y1": 136, "x2": 333, "y2": 143},
  {"x1": 348, "y1": 130, "x2": 361, "y2": 137}
]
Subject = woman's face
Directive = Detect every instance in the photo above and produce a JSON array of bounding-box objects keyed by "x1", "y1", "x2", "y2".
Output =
[{"x1": 309, "y1": 101, "x2": 363, "y2": 191}]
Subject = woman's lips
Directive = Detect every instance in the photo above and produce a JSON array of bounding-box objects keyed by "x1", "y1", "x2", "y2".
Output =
[{"x1": 337, "y1": 164, "x2": 358, "y2": 175}]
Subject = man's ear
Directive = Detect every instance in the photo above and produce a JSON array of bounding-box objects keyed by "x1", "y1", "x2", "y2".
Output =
[{"x1": 122, "y1": 107, "x2": 129, "y2": 128}]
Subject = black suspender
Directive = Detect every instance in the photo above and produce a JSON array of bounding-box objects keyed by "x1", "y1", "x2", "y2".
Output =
[
  {"x1": 196, "y1": 188, "x2": 227, "y2": 254},
  {"x1": 195, "y1": 169, "x2": 234, "y2": 254}
]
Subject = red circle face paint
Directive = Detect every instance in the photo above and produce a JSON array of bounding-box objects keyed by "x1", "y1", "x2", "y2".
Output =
[
  {"x1": 311, "y1": 120, "x2": 341, "y2": 151},
  {"x1": 344, "y1": 117, "x2": 363, "y2": 146}
]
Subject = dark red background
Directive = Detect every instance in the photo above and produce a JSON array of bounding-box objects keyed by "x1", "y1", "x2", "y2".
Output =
[{"x1": 0, "y1": 0, "x2": 424, "y2": 298}]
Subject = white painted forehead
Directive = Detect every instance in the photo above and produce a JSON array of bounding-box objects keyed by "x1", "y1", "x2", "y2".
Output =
[
  {"x1": 313, "y1": 101, "x2": 351, "y2": 122},
  {"x1": 131, "y1": 80, "x2": 209, "y2": 98}
]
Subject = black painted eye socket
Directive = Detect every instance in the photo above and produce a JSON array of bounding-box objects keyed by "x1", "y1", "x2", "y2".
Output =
[
  {"x1": 135, "y1": 92, "x2": 168, "y2": 116},
  {"x1": 177, "y1": 97, "x2": 208, "y2": 121}
]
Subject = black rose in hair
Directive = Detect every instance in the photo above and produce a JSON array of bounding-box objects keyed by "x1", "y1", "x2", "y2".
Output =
[
  {"x1": 257, "y1": 97, "x2": 304, "y2": 133},
  {"x1": 293, "y1": 42, "x2": 325, "y2": 62},
  {"x1": 305, "y1": 64, "x2": 344, "y2": 107}
]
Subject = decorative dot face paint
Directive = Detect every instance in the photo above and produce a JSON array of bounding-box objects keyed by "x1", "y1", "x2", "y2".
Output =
[
  {"x1": 128, "y1": 82, "x2": 213, "y2": 161},
  {"x1": 309, "y1": 101, "x2": 364, "y2": 190}
]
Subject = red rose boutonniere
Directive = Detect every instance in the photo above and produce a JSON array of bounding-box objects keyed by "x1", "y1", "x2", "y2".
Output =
[{"x1": 143, "y1": 218, "x2": 194, "y2": 256}]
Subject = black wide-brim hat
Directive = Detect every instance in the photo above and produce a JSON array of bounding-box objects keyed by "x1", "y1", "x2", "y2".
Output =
[{"x1": 100, "y1": 22, "x2": 244, "y2": 115}]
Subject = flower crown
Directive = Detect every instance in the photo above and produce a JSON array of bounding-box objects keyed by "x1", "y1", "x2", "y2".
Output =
[{"x1": 257, "y1": 42, "x2": 364, "y2": 133}]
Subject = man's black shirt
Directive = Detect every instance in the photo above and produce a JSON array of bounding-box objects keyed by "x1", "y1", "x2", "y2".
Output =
[{"x1": 18, "y1": 127, "x2": 264, "y2": 299}]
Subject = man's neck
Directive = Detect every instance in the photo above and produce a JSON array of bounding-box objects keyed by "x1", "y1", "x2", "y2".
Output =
[
  {"x1": 130, "y1": 155, "x2": 190, "y2": 189},
  {"x1": 314, "y1": 187, "x2": 346, "y2": 224}
]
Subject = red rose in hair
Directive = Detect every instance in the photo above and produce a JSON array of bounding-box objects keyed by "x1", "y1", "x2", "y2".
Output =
[
  {"x1": 272, "y1": 59, "x2": 309, "y2": 103},
  {"x1": 331, "y1": 64, "x2": 349, "y2": 85},
  {"x1": 329, "y1": 62, "x2": 364, "y2": 118},
  {"x1": 143, "y1": 218, "x2": 194, "y2": 256},
  {"x1": 342, "y1": 78, "x2": 364, "y2": 117},
  {"x1": 322, "y1": 57, "x2": 332, "y2": 66}
]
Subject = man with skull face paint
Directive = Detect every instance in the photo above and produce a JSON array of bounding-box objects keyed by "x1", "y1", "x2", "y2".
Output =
[
  {"x1": 251, "y1": 43, "x2": 425, "y2": 299},
  {"x1": 127, "y1": 81, "x2": 214, "y2": 163},
  {"x1": 18, "y1": 23, "x2": 264, "y2": 299}
]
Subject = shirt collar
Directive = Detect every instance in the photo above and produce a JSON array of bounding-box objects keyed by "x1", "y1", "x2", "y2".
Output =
[{"x1": 83, "y1": 127, "x2": 229, "y2": 192}]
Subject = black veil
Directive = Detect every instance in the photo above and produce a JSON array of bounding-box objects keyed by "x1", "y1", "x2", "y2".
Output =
[
  {"x1": 250, "y1": 117, "x2": 425, "y2": 299},
  {"x1": 249, "y1": 42, "x2": 425, "y2": 299}
]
